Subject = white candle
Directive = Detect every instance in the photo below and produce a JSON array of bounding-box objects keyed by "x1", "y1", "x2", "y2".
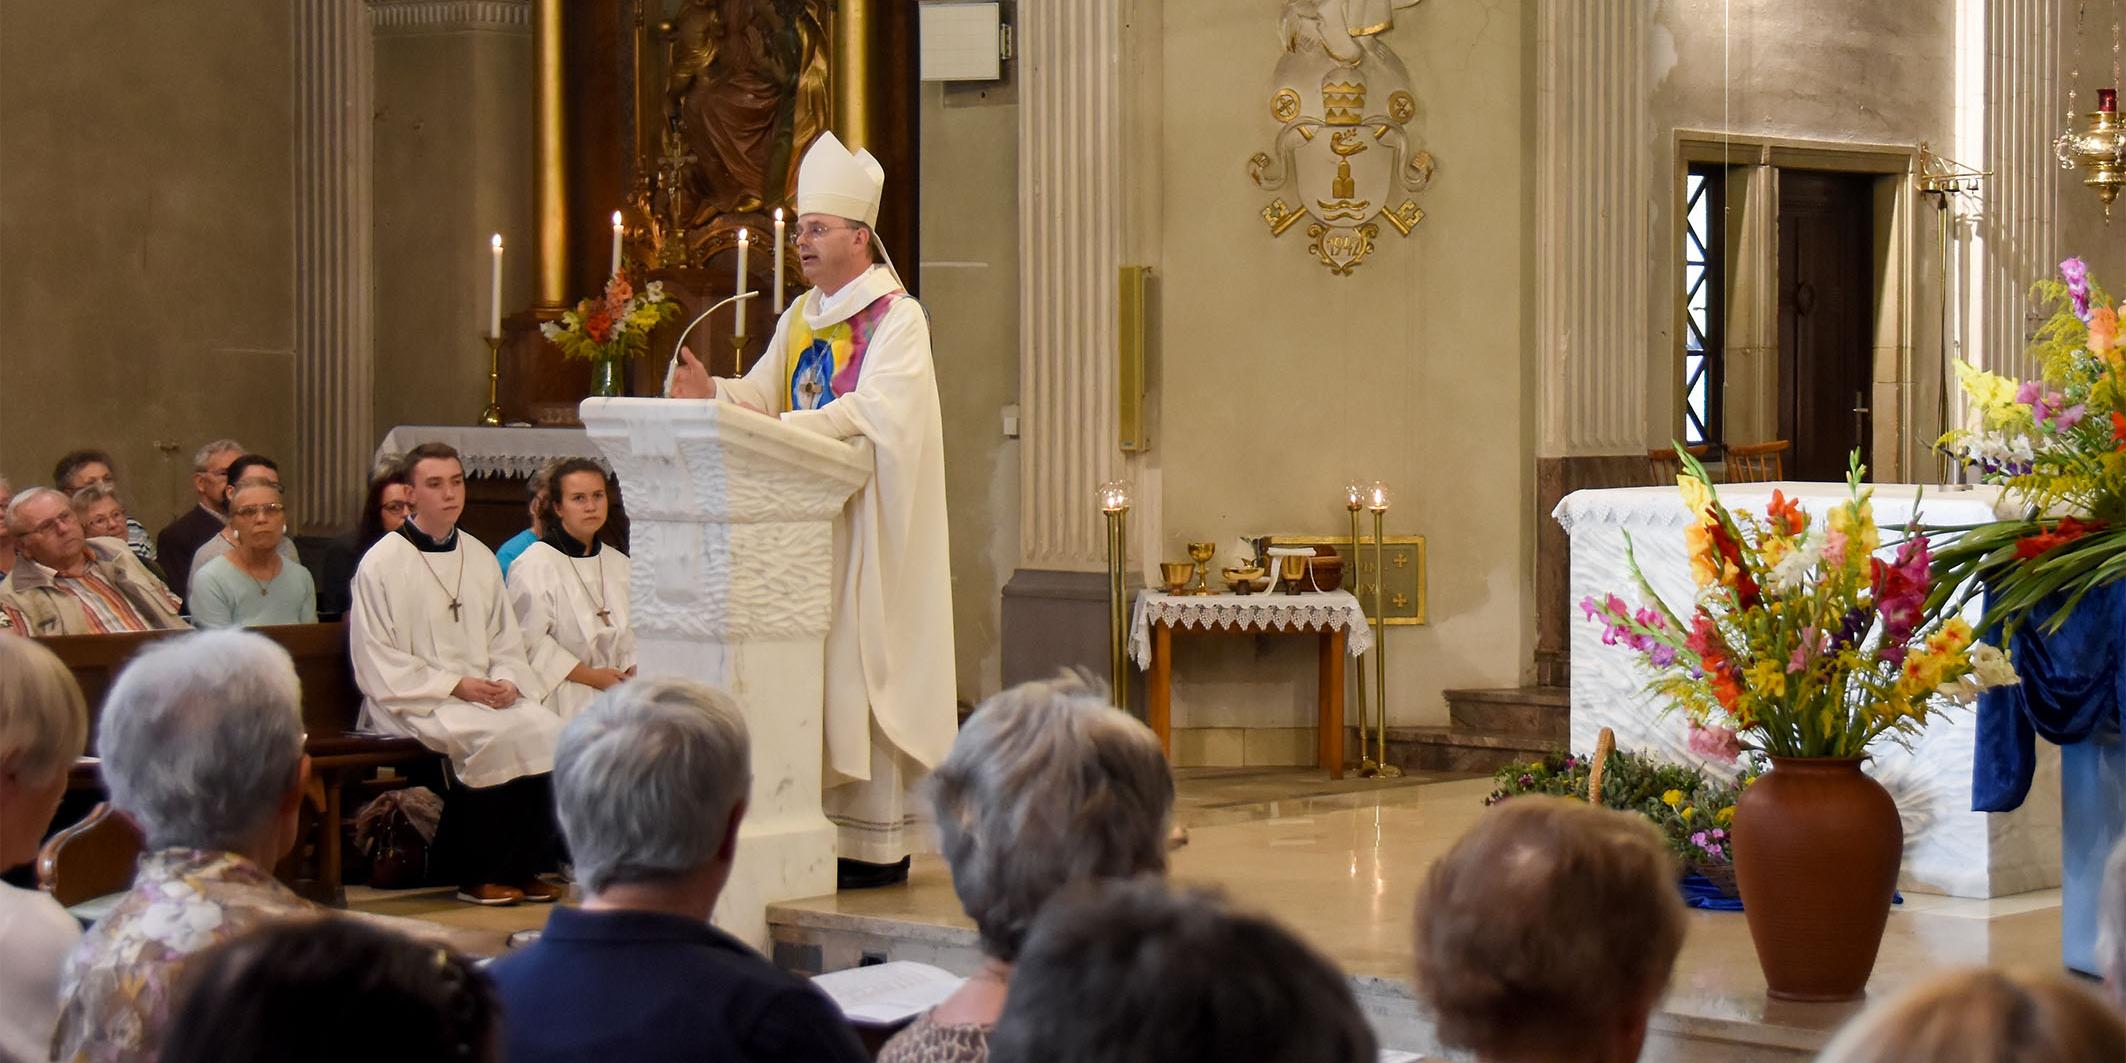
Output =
[
  {"x1": 488, "y1": 234, "x2": 503, "y2": 338},
  {"x1": 772, "y1": 208, "x2": 786, "y2": 312},
  {"x1": 610, "y1": 210, "x2": 624, "y2": 277},
  {"x1": 735, "y1": 228, "x2": 750, "y2": 339}
]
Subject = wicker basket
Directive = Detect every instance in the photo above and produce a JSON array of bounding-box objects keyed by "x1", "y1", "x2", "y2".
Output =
[{"x1": 1691, "y1": 859, "x2": 1740, "y2": 899}]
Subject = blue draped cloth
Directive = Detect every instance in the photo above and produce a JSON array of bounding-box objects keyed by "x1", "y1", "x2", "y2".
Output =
[{"x1": 1972, "y1": 581, "x2": 2126, "y2": 812}]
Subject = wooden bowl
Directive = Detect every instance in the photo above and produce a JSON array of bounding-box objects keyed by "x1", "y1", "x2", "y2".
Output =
[{"x1": 1307, "y1": 555, "x2": 1344, "y2": 593}]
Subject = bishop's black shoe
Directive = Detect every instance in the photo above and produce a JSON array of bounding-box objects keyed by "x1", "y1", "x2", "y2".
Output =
[{"x1": 836, "y1": 855, "x2": 911, "y2": 890}]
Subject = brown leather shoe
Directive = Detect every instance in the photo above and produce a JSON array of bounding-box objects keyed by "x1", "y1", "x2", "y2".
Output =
[
  {"x1": 455, "y1": 883, "x2": 524, "y2": 906},
  {"x1": 514, "y1": 878, "x2": 564, "y2": 904}
]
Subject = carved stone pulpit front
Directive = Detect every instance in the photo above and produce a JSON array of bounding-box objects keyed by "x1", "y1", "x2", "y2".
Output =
[{"x1": 580, "y1": 396, "x2": 872, "y2": 945}]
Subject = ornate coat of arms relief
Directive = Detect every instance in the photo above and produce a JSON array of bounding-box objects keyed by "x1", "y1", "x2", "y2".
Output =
[{"x1": 1248, "y1": 0, "x2": 1435, "y2": 275}]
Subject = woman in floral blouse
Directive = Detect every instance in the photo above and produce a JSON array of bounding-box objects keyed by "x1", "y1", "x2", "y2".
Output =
[{"x1": 49, "y1": 630, "x2": 316, "y2": 1063}]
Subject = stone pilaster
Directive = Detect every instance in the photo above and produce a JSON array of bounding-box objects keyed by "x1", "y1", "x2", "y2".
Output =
[
  {"x1": 1964, "y1": 0, "x2": 2061, "y2": 389},
  {"x1": 293, "y1": 0, "x2": 376, "y2": 532}
]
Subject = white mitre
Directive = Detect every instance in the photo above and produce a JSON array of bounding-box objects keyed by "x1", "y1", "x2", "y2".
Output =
[{"x1": 796, "y1": 132, "x2": 884, "y2": 227}]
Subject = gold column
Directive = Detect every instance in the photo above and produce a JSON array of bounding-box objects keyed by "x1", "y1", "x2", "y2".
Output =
[
  {"x1": 833, "y1": 0, "x2": 872, "y2": 149},
  {"x1": 534, "y1": 0, "x2": 569, "y2": 307}
]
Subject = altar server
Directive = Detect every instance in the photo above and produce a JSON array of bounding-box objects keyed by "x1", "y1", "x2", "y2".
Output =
[
  {"x1": 349, "y1": 442, "x2": 565, "y2": 907},
  {"x1": 507, "y1": 458, "x2": 635, "y2": 720},
  {"x1": 670, "y1": 131, "x2": 955, "y2": 887}
]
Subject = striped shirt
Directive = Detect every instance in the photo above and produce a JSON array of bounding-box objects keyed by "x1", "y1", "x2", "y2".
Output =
[{"x1": 44, "y1": 568, "x2": 152, "y2": 633}]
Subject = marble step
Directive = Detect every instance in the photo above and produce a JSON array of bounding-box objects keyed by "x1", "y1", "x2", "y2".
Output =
[
  {"x1": 1368, "y1": 725, "x2": 1564, "y2": 775},
  {"x1": 1442, "y1": 685, "x2": 1569, "y2": 741}
]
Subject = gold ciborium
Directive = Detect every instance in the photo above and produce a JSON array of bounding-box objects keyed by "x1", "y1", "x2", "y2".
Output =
[
  {"x1": 1186, "y1": 541, "x2": 1217, "y2": 595},
  {"x1": 1160, "y1": 562, "x2": 1195, "y2": 594}
]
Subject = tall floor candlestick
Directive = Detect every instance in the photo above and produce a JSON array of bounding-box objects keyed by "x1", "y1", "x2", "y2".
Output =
[
  {"x1": 1368, "y1": 482, "x2": 1401, "y2": 777},
  {"x1": 1100, "y1": 480, "x2": 1133, "y2": 709},
  {"x1": 1345, "y1": 483, "x2": 1377, "y2": 776}
]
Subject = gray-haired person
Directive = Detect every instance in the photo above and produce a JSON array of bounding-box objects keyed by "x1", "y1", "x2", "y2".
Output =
[
  {"x1": 2104, "y1": 833, "x2": 2126, "y2": 1010},
  {"x1": 876, "y1": 672, "x2": 1176, "y2": 1063},
  {"x1": 988, "y1": 880, "x2": 1378, "y2": 1063},
  {"x1": 51, "y1": 629, "x2": 316, "y2": 1063},
  {"x1": 487, "y1": 678, "x2": 868, "y2": 1063},
  {"x1": 156, "y1": 438, "x2": 246, "y2": 602}
]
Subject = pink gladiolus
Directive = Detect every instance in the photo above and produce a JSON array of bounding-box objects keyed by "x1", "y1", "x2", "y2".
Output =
[{"x1": 1686, "y1": 721, "x2": 1743, "y2": 764}]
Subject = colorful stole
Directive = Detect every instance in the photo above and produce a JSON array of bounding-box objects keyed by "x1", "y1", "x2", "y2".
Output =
[{"x1": 783, "y1": 289, "x2": 907, "y2": 413}]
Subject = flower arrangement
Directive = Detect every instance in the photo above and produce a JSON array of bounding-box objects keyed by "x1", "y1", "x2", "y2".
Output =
[
  {"x1": 1931, "y1": 258, "x2": 2126, "y2": 635},
  {"x1": 1485, "y1": 749, "x2": 1750, "y2": 885},
  {"x1": 1582, "y1": 451, "x2": 2019, "y2": 761},
  {"x1": 538, "y1": 273, "x2": 682, "y2": 365}
]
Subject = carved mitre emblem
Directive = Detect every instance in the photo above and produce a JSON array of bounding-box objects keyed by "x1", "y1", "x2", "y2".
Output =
[{"x1": 1248, "y1": 1, "x2": 1435, "y2": 275}]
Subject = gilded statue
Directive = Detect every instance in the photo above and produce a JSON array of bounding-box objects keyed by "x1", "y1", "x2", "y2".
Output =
[{"x1": 662, "y1": 0, "x2": 831, "y2": 251}]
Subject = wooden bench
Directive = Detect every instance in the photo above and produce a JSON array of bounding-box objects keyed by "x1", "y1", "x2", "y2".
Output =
[{"x1": 40, "y1": 622, "x2": 441, "y2": 906}]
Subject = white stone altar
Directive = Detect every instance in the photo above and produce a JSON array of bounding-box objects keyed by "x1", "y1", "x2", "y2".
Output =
[
  {"x1": 1555, "y1": 481, "x2": 2060, "y2": 899},
  {"x1": 374, "y1": 424, "x2": 600, "y2": 478},
  {"x1": 579, "y1": 397, "x2": 873, "y2": 946}
]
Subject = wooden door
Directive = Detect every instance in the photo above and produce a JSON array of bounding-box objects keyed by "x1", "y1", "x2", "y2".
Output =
[{"x1": 1776, "y1": 171, "x2": 1875, "y2": 482}]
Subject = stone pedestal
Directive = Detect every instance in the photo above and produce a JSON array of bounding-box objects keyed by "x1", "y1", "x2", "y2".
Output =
[{"x1": 580, "y1": 397, "x2": 872, "y2": 947}]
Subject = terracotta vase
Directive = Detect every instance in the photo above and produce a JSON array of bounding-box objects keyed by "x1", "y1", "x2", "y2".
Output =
[{"x1": 1731, "y1": 756, "x2": 1902, "y2": 1002}]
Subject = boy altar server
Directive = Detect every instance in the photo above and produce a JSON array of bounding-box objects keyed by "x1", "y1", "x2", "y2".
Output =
[
  {"x1": 349, "y1": 442, "x2": 565, "y2": 906},
  {"x1": 670, "y1": 132, "x2": 955, "y2": 888}
]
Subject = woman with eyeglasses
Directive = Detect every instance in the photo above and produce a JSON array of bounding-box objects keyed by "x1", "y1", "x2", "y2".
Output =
[
  {"x1": 189, "y1": 481, "x2": 317, "y2": 628},
  {"x1": 317, "y1": 462, "x2": 414, "y2": 621}
]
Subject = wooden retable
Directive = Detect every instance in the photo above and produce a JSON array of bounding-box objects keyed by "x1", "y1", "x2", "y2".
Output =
[{"x1": 1134, "y1": 590, "x2": 1372, "y2": 779}]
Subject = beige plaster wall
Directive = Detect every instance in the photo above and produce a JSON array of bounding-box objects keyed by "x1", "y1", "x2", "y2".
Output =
[
  {"x1": 920, "y1": 81, "x2": 1021, "y2": 704},
  {"x1": 1150, "y1": 0, "x2": 1535, "y2": 730},
  {"x1": 1649, "y1": 0, "x2": 1956, "y2": 464},
  {"x1": 0, "y1": 1, "x2": 296, "y2": 527},
  {"x1": 371, "y1": 23, "x2": 535, "y2": 444}
]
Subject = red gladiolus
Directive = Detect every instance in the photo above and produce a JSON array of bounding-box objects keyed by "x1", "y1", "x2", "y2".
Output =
[
  {"x1": 584, "y1": 306, "x2": 615, "y2": 344},
  {"x1": 2112, "y1": 410, "x2": 2126, "y2": 449},
  {"x1": 1705, "y1": 519, "x2": 1759, "y2": 608},
  {"x1": 2015, "y1": 516, "x2": 2105, "y2": 561},
  {"x1": 1766, "y1": 489, "x2": 1809, "y2": 536}
]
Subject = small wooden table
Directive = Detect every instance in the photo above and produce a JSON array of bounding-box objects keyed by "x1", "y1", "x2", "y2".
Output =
[{"x1": 1132, "y1": 591, "x2": 1373, "y2": 779}]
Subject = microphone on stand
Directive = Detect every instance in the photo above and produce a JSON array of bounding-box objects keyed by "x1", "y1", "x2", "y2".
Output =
[{"x1": 663, "y1": 290, "x2": 761, "y2": 396}]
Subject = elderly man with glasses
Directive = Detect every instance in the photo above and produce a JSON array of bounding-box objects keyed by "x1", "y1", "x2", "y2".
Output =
[
  {"x1": 665, "y1": 131, "x2": 955, "y2": 890},
  {"x1": 0, "y1": 486, "x2": 187, "y2": 635},
  {"x1": 154, "y1": 439, "x2": 245, "y2": 605}
]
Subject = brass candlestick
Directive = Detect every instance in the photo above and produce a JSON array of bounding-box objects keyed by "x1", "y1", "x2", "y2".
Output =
[
  {"x1": 1368, "y1": 483, "x2": 1401, "y2": 778},
  {"x1": 1346, "y1": 485, "x2": 1377, "y2": 776},
  {"x1": 478, "y1": 335, "x2": 504, "y2": 426},
  {"x1": 729, "y1": 333, "x2": 749, "y2": 377}
]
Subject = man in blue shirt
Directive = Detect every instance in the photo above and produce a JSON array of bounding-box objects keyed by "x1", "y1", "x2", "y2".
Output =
[{"x1": 488, "y1": 678, "x2": 868, "y2": 1063}]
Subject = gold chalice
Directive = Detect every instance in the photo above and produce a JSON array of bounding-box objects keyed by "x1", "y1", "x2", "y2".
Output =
[
  {"x1": 1160, "y1": 562, "x2": 1195, "y2": 595},
  {"x1": 1278, "y1": 554, "x2": 1307, "y2": 595},
  {"x1": 1186, "y1": 541, "x2": 1217, "y2": 594}
]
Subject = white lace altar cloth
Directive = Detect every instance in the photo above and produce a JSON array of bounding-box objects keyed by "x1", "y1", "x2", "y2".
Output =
[
  {"x1": 1131, "y1": 590, "x2": 1373, "y2": 668},
  {"x1": 374, "y1": 426, "x2": 610, "y2": 479},
  {"x1": 1556, "y1": 481, "x2": 2060, "y2": 898}
]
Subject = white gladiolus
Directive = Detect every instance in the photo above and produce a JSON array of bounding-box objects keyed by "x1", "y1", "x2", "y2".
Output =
[{"x1": 1969, "y1": 642, "x2": 2021, "y2": 688}]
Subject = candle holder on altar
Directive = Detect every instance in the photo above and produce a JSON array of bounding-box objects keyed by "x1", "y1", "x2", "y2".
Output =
[
  {"x1": 478, "y1": 335, "x2": 504, "y2": 427},
  {"x1": 1367, "y1": 482, "x2": 1401, "y2": 778},
  {"x1": 729, "y1": 333, "x2": 749, "y2": 377}
]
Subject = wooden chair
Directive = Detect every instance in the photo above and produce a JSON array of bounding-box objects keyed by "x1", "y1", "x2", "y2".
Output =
[
  {"x1": 38, "y1": 802, "x2": 144, "y2": 909},
  {"x1": 1646, "y1": 444, "x2": 1712, "y2": 486},
  {"x1": 1723, "y1": 440, "x2": 1790, "y2": 483}
]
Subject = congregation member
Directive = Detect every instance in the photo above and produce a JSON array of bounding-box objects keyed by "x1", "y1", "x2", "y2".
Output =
[
  {"x1": 159, "y1": 919, "x2": 502, "y2": 1063},
  {"x1": 876, "y1": 672, "x2": 1173, "y2": 1063},
  {"x1": 185, "y1": 452, "x2": 299, "y2": 590},
  {"x1": 316, "y1": 462, "x2": 412, "y2": 620},
  {"x1": 190, "y1": 481, "x2": 317, "y2": 629},
  {"x1": 507, "y1": 458, "x2": 635, "y2": 718},
  {"x1": 155, "y1": 439, "x2": 243, "y2": 604},
  {"x1": 2104, "y1": 833, "x2": 2126, "y2": 1010},
  {"x1": 1816, "y1": 967, "x2": 2126, "y2": 1062},
  {"x1": 52, "y1": 629, "x2": 315, "y2": 1063},
  {"x1": 70, "y1": 483, "x2": 169, "y2": 585},
  {"x1": 671, "y1": 131, "x2": 957, "y2": 888},
  {"x1": 349, "y1": 442, "x2": 565, "y2": 907},
  {"x1": 1410, "y1": 796, "x2": 1683, "y2": 1063},
  {"x1": 987, "y1": 880, "x2": 1377, "y2": 1063},
  {"x1": 0, "y1": 487, "x2": 187, "y2": 636},
  {"x1": 489, "y1": 677, "x2": 868, "y2": 1063},
  {"x1": 494, "y1": 463, "x2": 553, "y2": 578},
  {"x1": 52, "y1": 449, "x2": 154, "y2": 564},
  {"x1": 0, "y1": 637, "x2": 88, "y2": 1062}
]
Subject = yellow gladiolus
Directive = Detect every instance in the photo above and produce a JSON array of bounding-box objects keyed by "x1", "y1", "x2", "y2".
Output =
[{"x1": 1677, "y1": 474, "x2": 1715, "y2": 519}]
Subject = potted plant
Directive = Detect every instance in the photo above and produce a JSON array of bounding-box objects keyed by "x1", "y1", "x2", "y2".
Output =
[{"x1": 1582, "y1": 452, "x2": 2019, "y2": 1000}]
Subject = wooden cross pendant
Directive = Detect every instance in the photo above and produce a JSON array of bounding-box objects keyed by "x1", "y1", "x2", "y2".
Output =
[
  {"x1": 595, "y1": 608, "x2": 612, "y2": 627},
  {"x1": 448, "y1": 598, "x2": 463, "y2": 622}
]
